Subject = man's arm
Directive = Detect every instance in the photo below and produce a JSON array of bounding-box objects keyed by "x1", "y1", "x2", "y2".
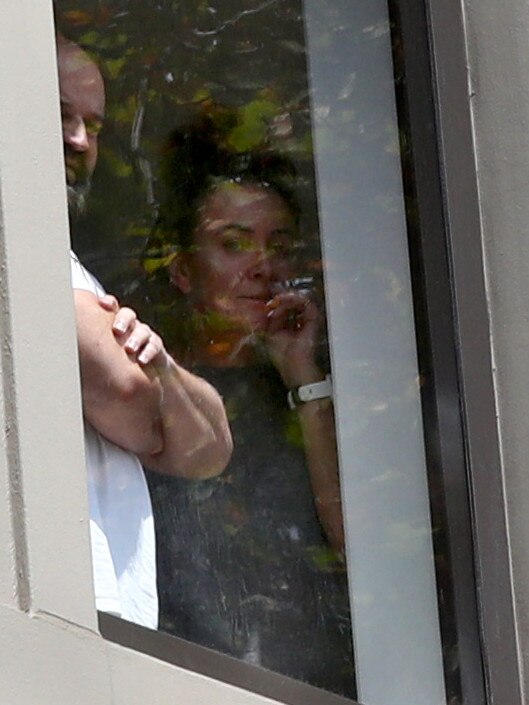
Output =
[
  {"x1": 86, "y1": 293, "x2": 232, "y2": 478},
  {"x1": 138, "y1": 360, "x2": 233, "y2": 479},
  {"x1": 75, "y1": 289, "x2": 165, "y2": 456}
]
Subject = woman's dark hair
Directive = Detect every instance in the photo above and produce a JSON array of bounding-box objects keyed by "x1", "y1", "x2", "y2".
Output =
[{"x1": 157, "y1": 118, "x2": 300, "y2": 252}]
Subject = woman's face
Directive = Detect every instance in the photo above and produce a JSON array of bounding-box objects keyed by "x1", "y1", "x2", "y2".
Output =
[{"x1": 172, "y1": 182, "x2": 297, "y2": 334}]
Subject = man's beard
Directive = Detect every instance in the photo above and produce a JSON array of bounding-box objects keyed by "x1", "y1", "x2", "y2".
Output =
[{"x1": 67, "y1": 178, "x2": 91, "y2": 218}]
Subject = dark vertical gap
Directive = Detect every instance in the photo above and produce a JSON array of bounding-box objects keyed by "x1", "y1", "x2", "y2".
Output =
[{"x1": 423, "y1": 0, "x2": 522, "y2": 701}]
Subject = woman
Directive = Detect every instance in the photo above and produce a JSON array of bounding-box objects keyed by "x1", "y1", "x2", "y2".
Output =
[{"x1": 146, "y1": 125, "x2": 355, "y2": 697}]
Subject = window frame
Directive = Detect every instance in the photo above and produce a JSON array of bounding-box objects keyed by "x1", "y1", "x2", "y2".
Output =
[
  {"x1": 100, "y1": 0, "x2": 522, "y2": 702},
  {"x1": 389, "y1": 0, "x2": 487, "y2": 702},
  {"x1": 100, "y1": 0, "x2": 515, "y2": 702},
  {"x1": 414, "y1": 0, "x2": 523, "y2": 703}
]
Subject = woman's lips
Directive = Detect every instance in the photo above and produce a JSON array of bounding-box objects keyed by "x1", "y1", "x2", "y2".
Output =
[{"x1": 237, "y1": 295, "x2": 269, "y2": 304}]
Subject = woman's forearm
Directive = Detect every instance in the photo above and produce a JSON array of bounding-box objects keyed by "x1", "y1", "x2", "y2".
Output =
[{"x1": 297, "y1": 398, "x2": 345, "y2": 553}]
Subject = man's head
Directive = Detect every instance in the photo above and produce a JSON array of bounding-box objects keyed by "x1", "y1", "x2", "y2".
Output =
[{"x1": 56, "y1": 35, "x2": 105, "y2": 215}]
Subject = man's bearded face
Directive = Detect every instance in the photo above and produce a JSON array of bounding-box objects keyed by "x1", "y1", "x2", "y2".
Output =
[
  {"x1": 57, "y1": 38, "x2": 105, "y2": 217},
  {"x1": 66, "y1": 176, "x2": 91, "y2": 216}
]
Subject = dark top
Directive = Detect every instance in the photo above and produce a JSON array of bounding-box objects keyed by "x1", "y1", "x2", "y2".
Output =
[{"x1": 146, "y1": 364, "x2": 355, "y2": 698}]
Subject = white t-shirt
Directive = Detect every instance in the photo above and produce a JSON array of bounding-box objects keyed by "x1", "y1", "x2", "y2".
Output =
[{"x1": 71, "y1": 253, "x2": 158, "y2": 629}]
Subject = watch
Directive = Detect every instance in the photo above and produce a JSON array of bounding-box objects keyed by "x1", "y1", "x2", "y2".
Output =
[{"x1": 287, "y1": 374, "x2": 333, "y2": 410}]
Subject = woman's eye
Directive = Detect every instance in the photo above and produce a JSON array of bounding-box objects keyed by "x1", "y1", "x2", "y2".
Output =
[
  {"x1": 268, "y1": 241, "x2": 290, "y2": 256},
  {"x1": 222, "y1": 238, "x2": 245, "y2": 252}
]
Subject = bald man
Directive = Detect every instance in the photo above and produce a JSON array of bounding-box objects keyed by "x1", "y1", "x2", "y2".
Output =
[{"x1": 57, "y1": 36, "x2": 232, "y2": 627}]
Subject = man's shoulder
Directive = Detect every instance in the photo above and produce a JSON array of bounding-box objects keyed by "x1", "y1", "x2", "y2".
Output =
[{"x1": 70, "y1": 251, "x2": 105, "y2": 296}]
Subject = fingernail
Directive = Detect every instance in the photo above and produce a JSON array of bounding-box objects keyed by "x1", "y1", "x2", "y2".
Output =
[
  {"x1": 138, "y1": 351, "x2": 149, "y2": 364},
  {"x1": 127, "y1": 339, "x2": 139, "y2": 352},
  {"x1": 114, "y1": 321, "x2": 127, "y2": 333}
]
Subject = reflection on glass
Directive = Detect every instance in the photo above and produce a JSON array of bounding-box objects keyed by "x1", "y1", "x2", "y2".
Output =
[
  {"x1": 304, "y1": 1, "x2": 447, "y2": 703},
  {"x1": 54, "y1": 0, "x2": 459, "y2": 702},
  {"x1": 146, "y1": 125, "x2": 355, "y2": 696}
]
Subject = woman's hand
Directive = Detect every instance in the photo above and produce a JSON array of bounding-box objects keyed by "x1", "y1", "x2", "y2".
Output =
[
  {"x1": 265, "y1": 291, "x2": 324, "y2": 388},
  {"x1": 98, "y1": 294, "x2": 168, "y2": 368}
]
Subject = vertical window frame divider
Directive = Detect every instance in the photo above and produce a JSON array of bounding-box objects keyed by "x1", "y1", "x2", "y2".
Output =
[{"x1": 400, "y1": 0, "x2": 523, "y2": 703}]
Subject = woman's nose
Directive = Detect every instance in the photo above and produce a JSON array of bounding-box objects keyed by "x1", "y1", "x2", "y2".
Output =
[{"x1": 248, "y1": 248, "x2": 273, "y2": 279}]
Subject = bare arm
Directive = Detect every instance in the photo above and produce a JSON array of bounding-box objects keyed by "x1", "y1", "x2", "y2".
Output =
[
  {"x1": 295, "y1": 397, "x2": 344, "y2": 553},
  {"x1": 98, "y1": 295, "x2": 232, "y2": 479},
  {"x1": 138, "y1": 360, "x2": 233, "y2": 479},
  {"x1": 266, "y1": 293, "x2": 345, "y2": 553},
  {"x1": 75, "y1": 289, "x2": 164, "y2": 456}
]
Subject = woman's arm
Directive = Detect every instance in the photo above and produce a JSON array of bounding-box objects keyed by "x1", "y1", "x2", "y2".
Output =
[
  {"x1": 295, "y1": 397, "x2": 344, "y2": 553},
  {"x1": 265, "y1": 293, "x2": 345, "y2": 553}
]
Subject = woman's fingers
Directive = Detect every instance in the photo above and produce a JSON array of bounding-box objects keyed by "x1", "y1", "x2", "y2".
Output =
[
  {"x1": 266, "y1": 292, "x2": 313, "y2": 333},
  {"x1": 99, "y1": 296, "x2": 141, "y2": 340}
]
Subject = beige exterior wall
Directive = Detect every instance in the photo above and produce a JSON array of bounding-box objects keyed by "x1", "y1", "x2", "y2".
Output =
[{"x1": 462, "y1": 0, "x2": 529, "y2": 700}]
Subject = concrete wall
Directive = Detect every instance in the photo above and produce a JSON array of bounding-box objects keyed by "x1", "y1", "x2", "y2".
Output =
[{"x1": 462, "y1": 0, "x2": 529, "y2": 699}]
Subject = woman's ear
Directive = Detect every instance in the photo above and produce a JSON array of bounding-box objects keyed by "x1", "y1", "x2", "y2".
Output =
[{"x1": 169, "y1": 253, "x2": 192, "y2": 294}]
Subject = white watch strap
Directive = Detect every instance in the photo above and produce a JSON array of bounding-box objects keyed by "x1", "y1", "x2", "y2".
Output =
[{"x1": 287, "y1": 374, "x2": 333, "y2": 409}]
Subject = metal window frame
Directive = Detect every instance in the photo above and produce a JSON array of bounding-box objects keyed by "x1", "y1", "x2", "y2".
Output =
[
  {"x1": 100, "y1": 1, "x2": 522, "y2": 704},
  {"x1": 394, "y1": 0, "x2": 522, "y2": 704},
  {"x1": 99, "y1": 612, "x2": 358, "y2": 705},
  {"x1": 388, "y1": 0, "x2": 486, "y2": 702}
]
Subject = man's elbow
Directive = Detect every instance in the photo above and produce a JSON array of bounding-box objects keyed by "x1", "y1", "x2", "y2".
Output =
[
  {"x1": 177, "y1": 424, "x2": 233, "y2": 478},
  {"x1": 175, "y1": 385, "x2": 233, "y2": 478},
  {"x1": 150, "y1": 425, "x2": 233, "y2": 479},
  {"x1": 192, "y1": 429, "x2": 233, "y2": 478}
]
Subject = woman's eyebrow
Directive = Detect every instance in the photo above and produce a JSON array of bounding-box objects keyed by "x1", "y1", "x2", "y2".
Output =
[
  {"x1": 270, "y1": 227, "x2": 295, "y2": 237},
  {"x1": 220, "y1": 223, "x2": 253, "y2": 234}
]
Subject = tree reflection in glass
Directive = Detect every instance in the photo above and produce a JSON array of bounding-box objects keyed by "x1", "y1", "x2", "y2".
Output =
[{"x1": 145, "y1": 122, "x2": 355, "y2": 698}]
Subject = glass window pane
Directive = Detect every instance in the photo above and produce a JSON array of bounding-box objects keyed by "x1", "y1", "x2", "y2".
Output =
[
  {"x1": 54, "y1": 1, "x2": 477, "y2": 703},
  {"x1": 303, "y1": 2, "x2": 446, "y2": 702}
]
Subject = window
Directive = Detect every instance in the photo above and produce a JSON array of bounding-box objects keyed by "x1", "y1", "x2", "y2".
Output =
[{"x1": 10, "y1": 4, "x2": 508, "y2": 703}]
